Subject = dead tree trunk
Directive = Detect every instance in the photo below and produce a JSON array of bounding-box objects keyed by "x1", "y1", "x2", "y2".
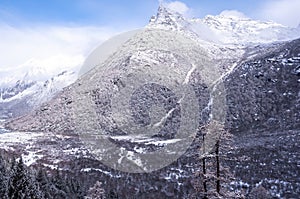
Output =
[
  {"x1": 216, "y1": 139, "x2": 220, "y2": 194},
  {"x1": 202, "y1": 133, "x2": 208, "y2": 199}
]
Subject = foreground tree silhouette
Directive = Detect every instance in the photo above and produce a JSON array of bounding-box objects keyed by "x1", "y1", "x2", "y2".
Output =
[
  {"x1": 0, "y1": 153, "x2": 88, "y2": 198},
  {"x1": 192, "y1": 121, "x2": 245, "y2": 198}
]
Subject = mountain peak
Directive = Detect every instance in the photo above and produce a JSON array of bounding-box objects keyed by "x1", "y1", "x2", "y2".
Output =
[
  {"x1": 218, "y1": 10, "x2": 249, "y2": 19},
  {"x1": 148, "y1": 5, "x2": 189, "y2": 33},
  {"x1": 148, "y1": 6, "x2": 300, "y2": 45},
  {"x1": 156, "y1": 3, "x2": 186, "y2": 16}
]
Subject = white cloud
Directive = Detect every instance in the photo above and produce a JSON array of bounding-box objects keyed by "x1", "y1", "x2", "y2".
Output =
[
  {"x1": 0, "y1": 23, "x2": 120, "y2": 76},
  {"x1": 258, "y1": 0, "x2": 300, "y2": 27},
  {"x1": 220, "y1": 10, "x2": 248, "y2": 19},
  {"x1": 164, "y1": 1, "x2": 190, "y2": 15}
]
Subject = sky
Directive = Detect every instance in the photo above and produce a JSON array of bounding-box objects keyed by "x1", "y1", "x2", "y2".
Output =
[{"x1": 0, "y1": 0, "x2": 300, "y2": 74}]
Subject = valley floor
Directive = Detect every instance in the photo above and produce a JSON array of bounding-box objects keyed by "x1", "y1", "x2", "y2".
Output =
[{"x1": 0, "y1": 128, "x2": 299, "y2": 198}]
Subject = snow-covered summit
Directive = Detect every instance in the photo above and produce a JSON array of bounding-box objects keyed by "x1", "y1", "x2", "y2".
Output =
[
  {"x1": 148, "y1": 5, "x2": 300, "y2": 45},
  {"x1": 0, "y1": 54, "x2": 79, "y2": 118},
  {"x1": 149, "y1": 6, "x2": 189, "y2": 32},
  {"x1": 200, "y1": 14, "x2": 300, "y2": 44}
]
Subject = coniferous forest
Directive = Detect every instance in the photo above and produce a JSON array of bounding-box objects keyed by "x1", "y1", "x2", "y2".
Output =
[{"x1": 0, "y1": 152, "x2": 87, "y2": 199}]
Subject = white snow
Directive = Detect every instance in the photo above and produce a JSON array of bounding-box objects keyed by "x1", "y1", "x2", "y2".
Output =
[
  {"x1": 153, "y1": 107, "x2": 176, "y2": 128},
  {"x1": 43, "y1": 163, "x2": 59, "y2": 170},
  {"x1": 183, "y1": 64, "x2": 196, "y2": 85},
  {"x1": 146, "y1": 138, "x2": 181, "y2": 146},
  {"x1": 0, "y1": 131, "x2": 46, "y2": 166},
  {"x1": 111, "y1": 135, "x2": 181, "y2": 146},
  {"x1": 22, "y1": 150, "x2": 44, "y2": 166},
  {"x1": 4, "y1": 5, "x2": 297, "y2": 112},
  {"x1": 0, "y1": 70, "x2": 77, "y2": 111},
  {"x1": 116, "y1": 147, "x2": 146, "y2": 171},
  {"x1": 149, "y1": 6, "x2": 300, "y2": 46},
  {"x1": 0, "y1": 131, "x2": 44, "y2": 143},
  {"x1": 80, "y1": 168, "x2": 122, "y2": 178}
]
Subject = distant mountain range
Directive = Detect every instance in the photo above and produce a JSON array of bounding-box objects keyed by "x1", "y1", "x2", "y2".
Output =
[{"x1": 0, "y1": 68, "x2": 76, "y2": 118}]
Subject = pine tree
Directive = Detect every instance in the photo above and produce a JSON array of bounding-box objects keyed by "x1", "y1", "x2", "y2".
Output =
[
  {"x1": 36, "y1": 169, "x2": 53, "y2": 199},
  {"x1": 7, "y1": 157, "x2": 17, "y2": 198},
  {"x1": 86, "y1": 181, "x2": 106, "y2": 199},
  {"x1": 25, "y1": 174, "x2": 44, "y2": 199},
  {"x1": 67, "y1": 176, "x2": 84, "y2": 198},
  {"x1": 7, "y1": 157, "x2": 43, "y2": 199},
  {"x1": 50, "y1": 169, "x2": 67, "y2": 198},
  {"x1": 107, "y1": 189, "x2": 118, "y2": 199},
  {"x1": 0, "y1": 155, "x2": 8, "y2": 198}
]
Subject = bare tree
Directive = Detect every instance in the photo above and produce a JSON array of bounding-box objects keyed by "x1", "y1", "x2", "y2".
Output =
[{"x1": 192, "y1": 120, "x2": 245, "y2": 198}]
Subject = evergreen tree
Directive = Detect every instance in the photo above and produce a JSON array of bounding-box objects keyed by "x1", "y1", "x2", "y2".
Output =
[
  {"x1": 27, "y1": 172, "x2": 44, "y2": 199},
  {"x1": 7, "y1": 157, "x2": 17, "y2": 198},
  {"x1": 86, "y1": 181, "x2": 106, "y2": 199},
  {"x1": 66, "y1": 176, "x2": 84, "y2": 198},
  {"x1": 7, "y1": 157, "x2": 43, "y2": 199},
  {"x1": 0, "y1": 154, "x2": 88, "y2": 198},
  {"x1": 36, "y1": 169, "x2": 53, "y2": 199},
  {"x1": 50, "y1": 169, "x2": 67, "y2": 198},
  {"x1": 0, "y1": 155, "x2": 8, "y2": 198}
]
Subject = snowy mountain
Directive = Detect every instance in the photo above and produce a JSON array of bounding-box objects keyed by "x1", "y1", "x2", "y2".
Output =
[
  {"x1": 1, "y1": 6, "x2": 299, "y2": 119},
  {"x1": 0, "y1": 66, "x2": 77, "y2": 118},
  {"x1": 148, "y1": 6, "x2": 299, "y2": 76},
  {"x1": 149, "y1": 6, "x2": 300, "y2": 45},
  {"x1": 2, "y1": 5, "x2": 300, "y2": 198}
]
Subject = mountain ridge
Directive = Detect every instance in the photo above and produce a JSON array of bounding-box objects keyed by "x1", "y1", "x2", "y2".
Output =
[{"x1": 149, "y1": 5, "x2": 300, "y2": 45}]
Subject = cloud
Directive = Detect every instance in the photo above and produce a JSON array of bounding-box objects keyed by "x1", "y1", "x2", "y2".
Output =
[
  {"x1": 163, "y1": 1, "x2": 190, "y2": 15},
  {"x1": 0, "y1": 23, "x2": 120, "y2": 76},
  {"x1": 258, "y1": 0, "x2": 300, "y2": 27},
  {"x1": 219, "y1": 10, "x2": 248, "y2": 18},
  {"x1": 166, "y1": 1, "x2": 189, "y2": 15}
]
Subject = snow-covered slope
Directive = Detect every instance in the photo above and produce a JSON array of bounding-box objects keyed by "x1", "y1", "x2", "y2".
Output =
[
  {"x1": 198, "y1": 12, "x2": 300, "y2": 44},
  {"x1": 0, "y1": 67, "x2": 77, "y2": 118},
  {"x1": 149, "y1": 6, "x2": 300, "y2": 45}
]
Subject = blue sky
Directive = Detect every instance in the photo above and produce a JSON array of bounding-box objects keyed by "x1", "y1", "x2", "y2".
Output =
[
  {"x1": 0, "y1": 0, "x2": 159, "y2": 27},
  {"x1": 1, "y1": 0, "x2": 298, "y2": 27},
  {"x1": 0, "y1": 0, "x2": 299, "y2": 73}
]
